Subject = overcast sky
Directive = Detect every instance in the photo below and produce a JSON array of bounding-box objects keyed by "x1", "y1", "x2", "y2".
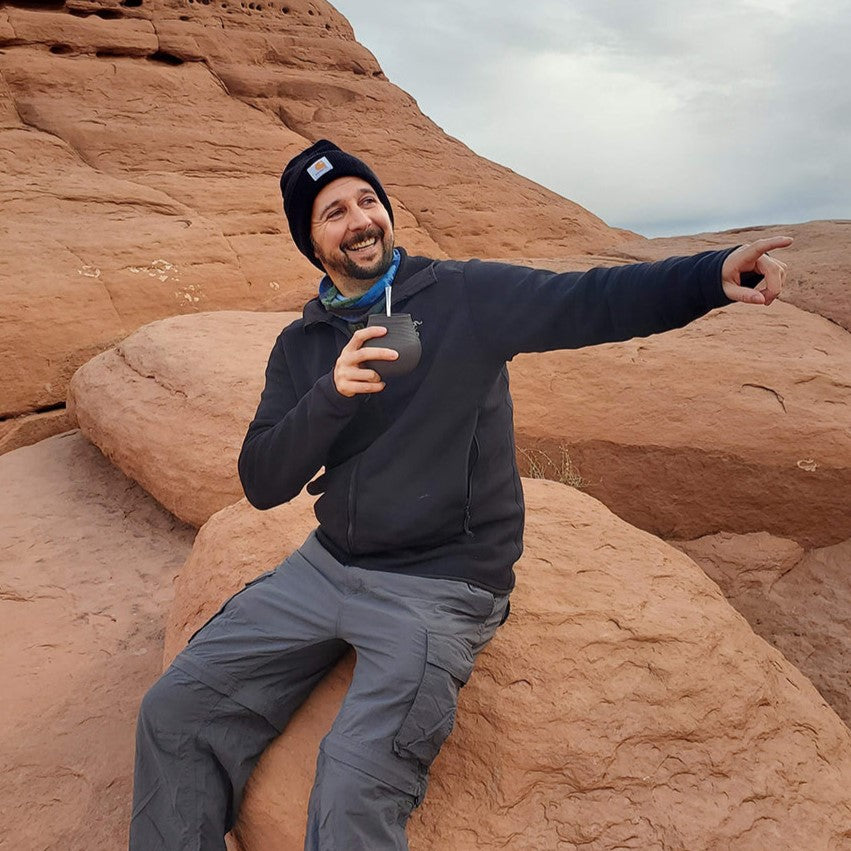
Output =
[{"x1": 331, "y1": 0, "x2": 850, "y2": 237}]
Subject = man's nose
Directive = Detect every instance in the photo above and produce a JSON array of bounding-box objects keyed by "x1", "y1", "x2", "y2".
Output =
[{"x1": 347, "y1": 204, "x2": 371, "y2": 229}]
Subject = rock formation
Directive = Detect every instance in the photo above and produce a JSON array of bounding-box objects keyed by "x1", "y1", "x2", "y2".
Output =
[
  {"x1": 516, "y1": 220, "x2": 851, "y2": 332},
  {"x1": 0, "y1": 0, "x2": 620, "y2": 437},
  {"x1": 0, "y1": 431, "x2": 194, "y2": 850},
  {"x1": 69, "y1": 306, "x2": 851, "y2": 728},
  {"x1": 3, "y1": 2, "x2": 849, "y2": 848},
  {"x1": 164, "y1": 480, "x2": 851, "y2": 850},
  {"x1": 624, "y1": 220, "x2": 851, "y2": 331}
]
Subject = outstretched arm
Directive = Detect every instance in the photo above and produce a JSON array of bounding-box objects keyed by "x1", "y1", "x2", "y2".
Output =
[{"x1": 462, "y1": 239, "x2": 793, "y2": 362}]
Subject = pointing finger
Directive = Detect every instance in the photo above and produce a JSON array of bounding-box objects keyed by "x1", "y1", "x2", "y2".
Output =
[{"x1": 739, "y1": 235, "x2": 793, "y2": 261}]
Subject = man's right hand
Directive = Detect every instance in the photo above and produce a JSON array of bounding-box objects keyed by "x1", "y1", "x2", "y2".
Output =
[{"x1": 334, "y1": 325, "x2": 398, "y2": 397}]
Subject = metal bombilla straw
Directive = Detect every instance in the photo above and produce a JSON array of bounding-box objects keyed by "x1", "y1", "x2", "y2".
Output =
[{"x1": 385, "y1": 284, "x2": 392, "y2": 317}]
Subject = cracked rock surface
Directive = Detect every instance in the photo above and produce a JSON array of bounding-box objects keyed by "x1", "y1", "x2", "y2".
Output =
[
  {"x1": 164, "y1": 480, "x2": 851, "y2": 850},
  {"x1": 0, "y1": 430, "x2": 194, "y2": 850}
]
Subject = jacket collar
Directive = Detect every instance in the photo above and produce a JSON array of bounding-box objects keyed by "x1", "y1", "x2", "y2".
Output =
[{"x1": 302, "y1": 246, "x2": 437, "y2": 328}]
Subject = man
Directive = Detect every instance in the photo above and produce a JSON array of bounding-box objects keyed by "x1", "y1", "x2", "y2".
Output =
[{"x1": 130, "y1": 140, "x2": 789, "y2": 850}]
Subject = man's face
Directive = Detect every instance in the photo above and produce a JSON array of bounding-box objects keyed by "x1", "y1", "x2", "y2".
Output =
[{"x1": 310, "y1": 176, "x2": 395, "y2": 295}]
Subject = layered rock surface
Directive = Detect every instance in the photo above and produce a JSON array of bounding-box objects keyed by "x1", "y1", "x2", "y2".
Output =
[
  {"x1": 164, "y1": 480, "x2": 851, "y2": 850},
  {"x1": 0, "y1": 431, "x2": 195, "y2": 850},
  {"x1": 0, "y1": 0, "x2": 620, "y2": 425},
  {"x1": 511, "y1": 299, "x2": 851, "y2": 548}
]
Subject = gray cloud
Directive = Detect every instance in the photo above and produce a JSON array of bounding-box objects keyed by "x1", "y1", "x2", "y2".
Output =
[{"x1": 332, "y1": 0, "x2": 850, "y2": 236}]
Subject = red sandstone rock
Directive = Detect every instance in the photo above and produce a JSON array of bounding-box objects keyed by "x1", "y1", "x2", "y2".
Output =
[
  {"x1": 511, "y1": 299, "x2": 851, "y2": 548},
  {"x1": 672, "y1": 531, "x2": 851, "y2": 727},
  {"x1": 165, "y1": 480, "x2": 851, "y2": 850},
  {"x1": 0, "y1": 431, "x2": 195, "y2": 850},
  {"x1": 69, "y1": 310, "x2": 300, "y2": 527},
  {"x1": 0, "y1": 0, "x2": 617, "y2": 421},
  {"x1": 0, "y1": 408, "x2": 73, "y2": 456}
]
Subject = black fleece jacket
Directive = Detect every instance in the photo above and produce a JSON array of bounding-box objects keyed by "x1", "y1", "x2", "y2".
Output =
[{"x1": 238, "y1": 246, "x2": 740, "y2": 592}]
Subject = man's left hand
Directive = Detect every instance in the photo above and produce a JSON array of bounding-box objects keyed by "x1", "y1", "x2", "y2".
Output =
[{"x1": 721, "y1": 236, "x2": 792, "y2": 305}]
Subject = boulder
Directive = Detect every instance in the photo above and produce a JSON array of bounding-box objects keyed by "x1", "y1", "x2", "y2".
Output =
[
  {"x1": 0, "y1": 0, "x2": 619, "y2": 421},
  {"x1": 511, "y1": 299, "x2": 851, "y2": 548},
  {"x1": 672, "y1": 532, "x2": 851, "y2": 727},
  {"x1": 0, "y1": 431, "x2": 195, "y2": 850},
  {"x1": 166, "y1": 480, "x2": 851, "y2": 850},
  {"x1": 69, "y1": 310, "x2": 300, "y2": 528}
]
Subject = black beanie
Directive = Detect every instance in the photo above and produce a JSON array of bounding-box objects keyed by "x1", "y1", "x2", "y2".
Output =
[{"x1": 280, "y1": 139, "x2": 394, "y2": 270}]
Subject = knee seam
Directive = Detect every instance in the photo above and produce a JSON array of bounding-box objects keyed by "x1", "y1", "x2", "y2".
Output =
[{"x1": 320, "y1": 732, "x2": 423, "y2": 801}]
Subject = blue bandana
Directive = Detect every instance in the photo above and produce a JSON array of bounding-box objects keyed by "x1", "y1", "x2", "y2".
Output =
[{"x1": 318, "y1": 249, "x2": 400, "y2": 320}]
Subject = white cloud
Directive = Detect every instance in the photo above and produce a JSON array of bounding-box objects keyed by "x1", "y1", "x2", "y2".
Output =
[{"x1": 331, "y1": 0, "x2": 850, "y2": 235}]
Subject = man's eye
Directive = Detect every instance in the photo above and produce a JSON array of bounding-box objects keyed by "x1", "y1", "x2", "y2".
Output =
[
  {"x1": 362, "y1": 197, "x2": 377, "y2": 206},
  {"x1": 327, "y1": 209, "x2": 343, "y2": 220}
]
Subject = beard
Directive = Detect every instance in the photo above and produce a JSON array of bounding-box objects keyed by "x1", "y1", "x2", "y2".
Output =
[{"x1": 313, "y1": 226, "x2": 395, "y2": 288}]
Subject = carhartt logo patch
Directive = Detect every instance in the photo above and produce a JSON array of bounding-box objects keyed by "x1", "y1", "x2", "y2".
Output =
[{"x1": 307, "y1": 157, "x2": 332, "y2": 181}]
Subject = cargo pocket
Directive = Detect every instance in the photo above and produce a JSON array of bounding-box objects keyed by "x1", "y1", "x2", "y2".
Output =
[
  {"x1": 186, "y1": 568, "x2": 277, "y2": 645},
  {"x1": 392, "y1": 633, "x2": 475, "y2": 766}
]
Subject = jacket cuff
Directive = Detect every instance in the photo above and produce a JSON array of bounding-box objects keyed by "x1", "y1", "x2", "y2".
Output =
[
  {"x1": 706, "y1": 245, "x2": 765, "y2": 307},
  {"x1": 314, "y1": 371, "x2": 365, "y2": 414}
]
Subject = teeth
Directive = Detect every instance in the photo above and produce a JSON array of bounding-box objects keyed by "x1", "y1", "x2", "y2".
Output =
[{"x1": 348, "y1": 237, "x2": 377, "y2": 251}]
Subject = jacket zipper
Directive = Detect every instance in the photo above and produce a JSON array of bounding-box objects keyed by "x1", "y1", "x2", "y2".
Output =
[
  {"x1": 463, "y1": 434, "x2": 480, "y2": 536},
  {"x1": 346, "y1": 456, "x2": 360, "y2": 551}
]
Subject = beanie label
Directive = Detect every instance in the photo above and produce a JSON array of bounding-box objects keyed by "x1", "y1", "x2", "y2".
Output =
[{"x1": 307, "y1": 157, "x2": 333, "y2": 181}]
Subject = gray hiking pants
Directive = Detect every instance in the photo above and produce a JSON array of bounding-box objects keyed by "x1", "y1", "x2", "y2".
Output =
[{"x1": 130, "y1": 532, "x2": 509, "y2": 850}]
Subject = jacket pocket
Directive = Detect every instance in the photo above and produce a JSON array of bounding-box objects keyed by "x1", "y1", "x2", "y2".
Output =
[
  {"x1": 313, "y1": 454, "x2": 360, "y2": 552},
  {"x1": 392, "y1": 633, "x2": 475, "y2": 766}
]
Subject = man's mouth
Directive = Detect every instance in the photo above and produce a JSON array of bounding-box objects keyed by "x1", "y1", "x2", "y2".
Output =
[{"x1": 344, "y1": 231, "x2": 381, "y2": 253}]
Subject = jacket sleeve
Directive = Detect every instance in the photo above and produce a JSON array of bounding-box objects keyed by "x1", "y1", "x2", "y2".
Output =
[
  {"x1": 237, "y1": 334, "x2": 362, "y2": 509},
  {"x1": 461, "y1": 248, "x2": 742, "y2": 362}
]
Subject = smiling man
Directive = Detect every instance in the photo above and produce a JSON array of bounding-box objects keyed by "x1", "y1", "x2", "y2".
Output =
[
  {"x1": 129, "y1": 140, "x2": 790, "y2": 850},
  {"x1": 310, "y1": 175, "x2": 395, "y2": 284}
]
